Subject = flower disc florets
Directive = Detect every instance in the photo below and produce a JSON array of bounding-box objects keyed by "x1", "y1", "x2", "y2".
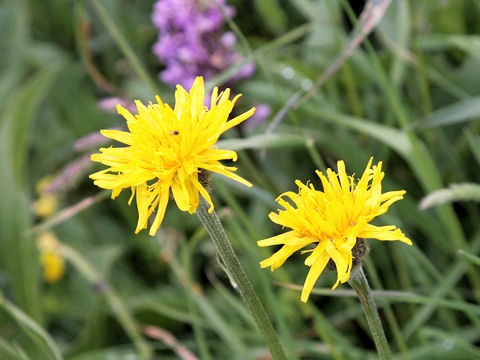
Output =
[
  {"x1": 258, "y1": 158, "x2": 412, "y2": 302},
  {"x1": 90, "y1": 77, "x2": 254, "y2": 236}
]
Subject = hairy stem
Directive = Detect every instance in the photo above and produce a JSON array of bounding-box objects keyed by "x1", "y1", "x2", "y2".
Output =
[
  {"x1": 196, "y1": 196, "x2": 287, "y2": 360},
  {"x1": 348, "y1": 265, "x2": 392, "y2": 360}
]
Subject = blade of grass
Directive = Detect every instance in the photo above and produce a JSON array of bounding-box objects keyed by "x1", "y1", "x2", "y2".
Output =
[
  {"x1": 277, "y1": 283, "x2": 480, "y2": 317},
  {"x1": 413, "y1": 96, "x2": 480, "y2": 129},
  {"x1": 419, "y1": 183, "x2": 480, "y2": 210},
  {"x1": 128, "y1": 300, "x2": 210, "y2": 330},
  {"x1": 457, "y1": 250, "x2": 480, "y2": 267},
  {"x1": 58, "y1": 244, "x2": 153, "y2": 360},
  {"x1": 0, "y1": 65, "x2": 60, "y2": 321},
  {"x1": 465, "y1": 130, "x2": 480, "y2": 165},
  {"x1": 421, "y1": 328, "x2": 480, "y2": 358},
  {"x1": 0, "y1": 337, "x2": 32, "y2": 360},
  {"x1": 218, "y1": 133, "x2": 307, "y2": 151},
  {"x1": 301, "y1": 0, "x2": 392, "y2": 104},
  {"x1": 180, "y1": 231, "x2": 213, "y2": 360},
  {"x1": 0, "y1": 292, "x2": 63, "y2": 360},
  {"x1": 167, "y1": 254, "x2": 249, "y2": 356},
  {"x1": 88, "y1": 0, "x2": 159, "y2": 94},
  {"x1": 402, "y1": 231, "x2": 480, "y2": 339}
]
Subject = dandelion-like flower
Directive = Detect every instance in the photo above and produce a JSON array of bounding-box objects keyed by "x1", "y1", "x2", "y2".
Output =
[
  {"x1": 90, "y1": 77, "x2": 254, "y2": 236},
  {"x1": 37, "y1": 232, "x2": 65, "y2": 283},
  {"x1": 258, "y1": 158, "x2": 412, "y2": 302},
  {"x1": 32, "y1": 176, "x2": 59, "y2": 219}
]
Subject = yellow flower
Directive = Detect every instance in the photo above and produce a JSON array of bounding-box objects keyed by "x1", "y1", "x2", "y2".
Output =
[
  {"x1": 32, "y1": 175, "x2": 59, "y2": 218},
  {"x1": 90, "y1": 77, "x2": 254, "y2": 236},
  {"x1": 32, "y1": 194, "x2": 58, "y2": 219},
  {"x1": 40, "y1": 252, "x2": 65, "y2": 283},
  {"x1": 258, "y1": 158, "x2": 412, "y2": 302},
  {"x1": 37, "y1": 232, "x2": 65, "y2": 283}
]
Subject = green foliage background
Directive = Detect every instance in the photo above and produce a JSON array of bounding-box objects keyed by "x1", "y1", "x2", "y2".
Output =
[{"x1": 1, "y1": 0, "x2": 480, "y2": 359}]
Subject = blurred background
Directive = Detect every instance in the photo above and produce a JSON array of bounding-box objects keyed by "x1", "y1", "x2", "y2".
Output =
[{"x1": 1, "y1": 0, "x2": 480, "y2": 359}]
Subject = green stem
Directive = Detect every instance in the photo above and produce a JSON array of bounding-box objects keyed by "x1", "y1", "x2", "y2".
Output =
[
  {"x1": 58, "y1": 244, "x2": 152, "y2": 360},
  {"x1": 348, "y1": 265, "x2": 392, "y2": 360},
  {"x1": 89, "y1": 0, "x2": 159, "y2": 94},
  {"x1": 196, "y1": 197, "x2": 287, "y2": 360}
]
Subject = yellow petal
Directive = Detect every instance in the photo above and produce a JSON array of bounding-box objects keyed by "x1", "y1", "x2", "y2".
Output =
[
  {"x1": 171, "y1": 176, "x2": 190, "y2": 212},
  {"x1": 257, "y1": 231, "x2": 298, "y2": 247},
  {"x1": 202, "y1": 164, "x2": 253, "y2": 187},
  {"x1": 100, "y1": 129, "x2": 134, "y2": 145},
  {"x1": 301, "y1": 252, "x2": 330, "y2": 303},
  {"x1": 224, "y1": 107, "x2": 256, "y2": 131},
  {"x1": 149, "y1": 189, "x2": 170, "y2": 236}
]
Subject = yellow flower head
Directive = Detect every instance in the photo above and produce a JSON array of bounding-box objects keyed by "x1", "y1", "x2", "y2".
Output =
[
  {"x1": 36, "y1": 231, "x2": 65, "y2": 283},
  {"x1": 32, "y1": 194, "x2": 59, "y2": 219},
  {"x1": 40, "y1": 251, "x2": 65, "y2": 283},
  {"x1": 33, "y1": 175, "x2": 59, "y2": 219},
  {"x1": 258, "y1": 158, "x2": 412, "y2": 302},
  {"x1": 90, "y1": 77, "x2": 254, "y2": 236}
]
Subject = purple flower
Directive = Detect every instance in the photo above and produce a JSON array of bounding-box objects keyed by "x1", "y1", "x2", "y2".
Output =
[
  {"x1": 97, "y1": 97, "x2": 136, "y2": 113},
  {"x1": 245, "y1": 104, "x2": 271, "y2": 130},
  {"x1": 152, "y1": 0, "x2": 254, "y2": 89}
]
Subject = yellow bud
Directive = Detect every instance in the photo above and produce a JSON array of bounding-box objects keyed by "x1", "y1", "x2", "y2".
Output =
[{"x1": 32, "y1": 194, "x2": 58, "y2": 219}]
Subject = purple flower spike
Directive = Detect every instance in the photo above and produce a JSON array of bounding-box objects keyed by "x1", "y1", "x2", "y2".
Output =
[{"x1": 152, "y1": 0, "x2": 253, "y2": 88}]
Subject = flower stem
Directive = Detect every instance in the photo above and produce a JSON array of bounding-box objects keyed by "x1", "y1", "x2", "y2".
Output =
[
  {"x1": 348, "y1": 265, "x2": 392, "y2": 360},
  {"x1": 196, "y1": 196, "x2": 287, "y2": 360}
]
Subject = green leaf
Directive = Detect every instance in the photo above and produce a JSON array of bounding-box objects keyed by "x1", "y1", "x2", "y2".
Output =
[
  {"x1": 418, "y1": 96, "x2": 480, "y2": 128},
  {"x1": 0, "y1": 66, "x2": 60, "y2": 322},
  {"x1": 218, "y1": 133, "x2": 307, "y2": 150},
  {"x1": 0, "y1": 294, "x2": 63, "y2": 360},
  {"x1": 12, "y1": 65, "x2": 61, "y2": 180},
  {"x1": 465, "y1": 130, "x2": 480, "y2": 165},
  {"x1": 457, "y1": 250, "x2": 480, "y2": 267},
  {"x1": 421, "y1": 35, "x2": 480, "y2": 62},
  {"x1": 253, "y1": 0, "x2": 287, "y2": 34},
  {"x1": 419, "y1": 183, "x2": 480, "y2": 210},
  {"x1": 0, "y1": 337, "x2": 32, "y2": 360},
  {"x1": 69, "y1": 348, "x2": 140, "y2": 360}
]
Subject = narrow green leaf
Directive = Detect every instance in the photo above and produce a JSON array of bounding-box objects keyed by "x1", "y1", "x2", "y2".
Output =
[
  {"x1": 0, "y1": 294, "x2": 63, "y2": 360},
  {"x1": 419, "y1": 183, "x2": 480, "y2": 210},
  {"x1": 421, "y1": 328, "x2": 480, "y2": 358},
  {"x1": 218, "y1": 133, "x2": 307, "y2": 150},
  {"x1": 465, "y1": 130, "x2": 480, "y2": 166},
  {"x1": 278, "y1": 283, "x2": 480, "y2": 317},
  {"x1": 59, "y1": 244, "x2": 153, "y2": 359},
  {"x1": 418, "y1": 96, "x2": 480, "y2": 128},
  {"x1": 0, "y1": 0, "x2": 27, "y2": 74},
  {"x1": 13, "y1": 65, "x2": 61, "y2": 180},
  {"x1": 128, "y1": 299, "x2": 210, "y2": 329},
  {"x1": 253, "y1": 0, "x2": 287, "y2": 34},
  {"x1": 420, "y1": 34, "x2": 480, "y2": 62},
  {"x1": 69, "y1": 348, "x2": 140, "y2": 360},
  {"x1": 0, "y1": 66, "x2": 59, "y2": 322},
  {"x1": 0, "y1": 337, "x2": 32, "y2": 360},
  {"x1": 458, "y1": 250, "x2": 480, "y2": 267}
]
